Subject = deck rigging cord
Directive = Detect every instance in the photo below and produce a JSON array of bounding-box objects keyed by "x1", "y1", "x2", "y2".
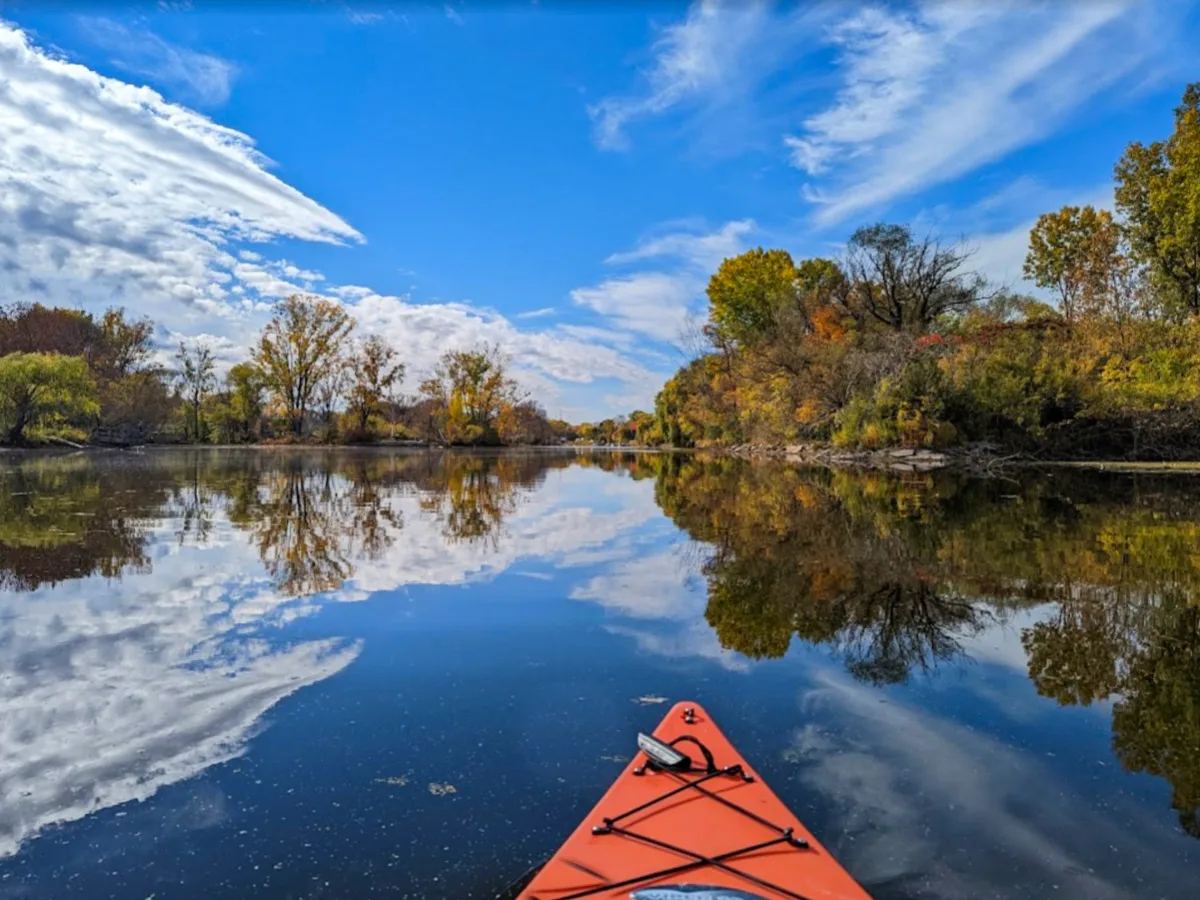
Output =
[{"x1": 517, "y1": 732, "x2": 819, "y2": 900}]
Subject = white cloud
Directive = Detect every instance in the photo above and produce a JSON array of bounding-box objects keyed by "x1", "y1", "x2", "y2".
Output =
[
  {"x1": 0, "y1": 21, "x2": 669, "y2": 420},
  {"x1": 351, "y1": 292, "x2": 658, "y2": 389},
  {"x1": 79, "y1": 17, "x2": 239, "y2": 107},
  {"x1": 444, "y1": 4, "x2": 464, "y2": 26},
  {"x1": 516, "y1": 306, "x2": 557, "y2": 319},
  {"x1": 789, "y1": 1, "x2": 1150, "y2": 224},
  {"x1": 605, "y1": 218, "x2": 754, "y2": 270},
  {"x1": 348, "y1": 11, "x2": 387, "y2": 26},
  {"x1": 570, "y1": 272, "x2": 698, "y2": 343},
  {"x1": 570, "y1": 219, "x2": 755, "y2": 343},
  {"x1": 588, "y1": 0, "x2": 775, "y2": 151},
  {"x1": 0, "y1": 19, "x2": 360, "y2": 333}
]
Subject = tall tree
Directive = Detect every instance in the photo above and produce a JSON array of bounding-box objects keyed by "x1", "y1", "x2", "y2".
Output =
[
  {"x1": 347, "y1": 334, "x2": 405, "y2": 433},
  {"x1": 254, "y1": 295, "x2": 355, "y2": 436},
  {"x1": 227, "y1": 362, "x2": 266, "y2": 441},
  {"x1": 418, "y1": 344, "x2": 522, "y2": 445},
  {"x1": 0, "y1": 353, "x2": 98, "y2": 444},
  {"x1": 175, "y1": 341, "x2": 215, "y2": 442},
  {"x1": 95, "y1": 308, "x2": 155, "y2": 379},
  {"x1": 706, "y1": 248, "x2": 800, "y2": 346},
  {"x1": 1024, "y1": 205, "x2": 1121, "y2": 323},
  {"x1": 842, "y1": 224, "x2": 986, "y2": 332},
  {"x1": 1115, "y1": 83, "x2": 1200, "y2": 315}
]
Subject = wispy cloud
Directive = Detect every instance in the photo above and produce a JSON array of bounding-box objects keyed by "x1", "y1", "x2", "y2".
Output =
[
  {"x1": 570, "y1": 220, "x2": 755, "y2": 343},
  {"x1": 78, "y1": 17, "x2": 238, "y2": 106},
  {"x1": 348, "y1": 10, "x2": 387, "y2": 26},
  {"x1": 588, "y1": 0, "x2": 776, "y2": 151},
  {"x1": 516, "y1": 306, "x2": 557, "y2": 319},
  {"x1": 788, "y1": 1, "x2": 1153, "y2": 225},
  {"x1": 444, "y1": 4, "x2": 464, "y2": 26}
]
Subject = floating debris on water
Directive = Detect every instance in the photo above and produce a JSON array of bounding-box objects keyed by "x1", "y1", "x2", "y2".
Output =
[
  {"x1": 428, "y1": 783, "x2": 457, "y2": 796},
  {"x1": 374, "y1": 775, "x2": 409, "y2": 787},
  {"x1": 632, "y1": 695, "x2": 668, "y2": 705}
]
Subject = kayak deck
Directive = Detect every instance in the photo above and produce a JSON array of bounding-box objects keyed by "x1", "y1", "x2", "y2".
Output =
[{"x1": 517, "y1": 701, "x2": 870, "y2": 900}]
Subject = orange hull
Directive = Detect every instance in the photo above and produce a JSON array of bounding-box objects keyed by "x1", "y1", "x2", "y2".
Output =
[{"x1": 518, "y1": 701, "x2": 871, "y2": 900}]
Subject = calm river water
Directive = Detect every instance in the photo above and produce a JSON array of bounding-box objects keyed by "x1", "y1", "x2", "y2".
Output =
[{"x1": 0, "y1": 449, "x2": 1197, "y2": 899}]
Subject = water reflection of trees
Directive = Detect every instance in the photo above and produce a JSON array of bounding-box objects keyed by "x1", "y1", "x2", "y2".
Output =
[
  {"x1": 0, "y1": 449, "x2": 582, "y2": 597},
  {"x1": 654, "y1": 458, "x2": 991, "y2": 684},
  {"x1": 0, "y1": 456, "x2": 168, "y2": 590},
  {"x1": 652, "y1": 456, "x2": 1200, "y2": 837},
  {"x1": 415, "y1": 453, "x2": 572, "y2": 547}
]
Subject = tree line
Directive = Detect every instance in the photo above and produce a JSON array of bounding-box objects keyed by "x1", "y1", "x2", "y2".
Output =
[
  {"x1": 590, "y1": 83, "x2": 1200, "y2": 459},
  {"x1": 0, "y1": 294, "x2": 574, "y2": 447}
]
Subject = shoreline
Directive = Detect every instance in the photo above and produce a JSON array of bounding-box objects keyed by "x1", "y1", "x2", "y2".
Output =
[{"x1": 6, "y1": 441, "x2": 1200, "y2": 473}]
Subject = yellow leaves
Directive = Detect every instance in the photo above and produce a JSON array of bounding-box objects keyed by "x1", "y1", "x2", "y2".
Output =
[
  {"x1": 254, "y1": 295, "x2": 355, "y2": 436},
  {"x1": 707, "y1": 248, "x2": 800, "y2": 347}
]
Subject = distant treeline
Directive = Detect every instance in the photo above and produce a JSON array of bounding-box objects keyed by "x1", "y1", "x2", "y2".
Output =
[
  {"x1": 584, "y1": 84, "x2": 1200, "y2": 460},
  {"x1": 0, "y1": 295, "x2": 575, "y2": 447}
]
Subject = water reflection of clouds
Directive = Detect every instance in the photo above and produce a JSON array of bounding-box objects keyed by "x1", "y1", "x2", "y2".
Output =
[
  {"x1": 791, "y1": 668, "x2": 1195, "y2": 899},
  {"x1": 565, "y1": 540, "x2": 754, "y2": 669},
  {"x1": 336, "y1": 468, "x2": 666, "y2": 597},
  {"x1": 0, "y1": 519, "x2": 360, "y2": 859},
  {"x1": 0, "y1": 463, "x2": 670, "y2": 859}
]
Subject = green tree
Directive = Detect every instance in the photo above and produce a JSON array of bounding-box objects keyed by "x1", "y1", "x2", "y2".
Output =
[
  {"x1": 0, "y1": 353, "x2": 97, "y2": 444},
  {"x1": 1024, "y1": 205, "x2": 1121, "y2": 322},
  {"x1": 175, "y1": 341, "x2": 215, "y2": 442},
  {"x1": 228, "y1": 362, "x2": 266, "y2": 441},
  {"x1": 254, "y1": 294, "x2": 356, "y2": 437},
  {"x1": 1112, "y1": 604, "x2": 1200, "y2": 838},
  {"x1": 1115, "y1": 84, "x2": 1200, "y2": 315},
  {"x1": 347, "y1": 334, "x2": 404, "y2": 434},
  {"x1": 706, "y1": 248, "x2": 799, "y2": 346}
]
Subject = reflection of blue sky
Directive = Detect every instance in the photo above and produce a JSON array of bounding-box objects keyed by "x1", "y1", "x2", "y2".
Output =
[{"x1": 786, "y1": 663, "x2": 1197, "y2": 898}]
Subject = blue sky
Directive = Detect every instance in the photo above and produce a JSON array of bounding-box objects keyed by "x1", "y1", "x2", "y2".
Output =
[{"x1": 1, "y1": 1, "x2": 1198, "y2": 419}]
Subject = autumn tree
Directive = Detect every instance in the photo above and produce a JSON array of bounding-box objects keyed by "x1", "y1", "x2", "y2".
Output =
[
  {"x1": 95, "y1": 308, "x2": 155, "y2": 379},
  {"x1": 175, "y1": 341, "x2": 216, "y2": 442},
  {"x1": 496, "y1": 399, "x2": 553, "y2": 445},
  {"x1": 842, "y1": 224, "x2": 987, "y2": 332},
  {"x1": 706, "y1": 248, "x2": 799, "y2": 346},
  {"x1": 418, "y1": 344, "x2": 523, "y2": 445},
  {"x1": 0, "y1": 304, "x2": 102, "y2": 358},
  {"x1": 1115, "y1": 83, "x2": 1200, "y2": 315},
  {"x1": 347, "y1": 334, "x2": 404, "y2": 434},
  {"x1": 0, "y1": 353, "x2": 98, "y2": 444},
  {"x1": 1024, "y1": 205, "x2": 1121, "y2": 323},
  {"x1": 209, "y1": 362, "x2": 266, "y2": 443},
  {"x1": 254, "y1": 295, "x2": 355, "y2": 437}
]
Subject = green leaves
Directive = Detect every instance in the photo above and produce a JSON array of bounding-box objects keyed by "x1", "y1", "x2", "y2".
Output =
[
  {"x1": 706, "y1": 248, "x2": 801, "y2": 347},
  {"x1": 0, "y1": 352, "x2": 98, "y2": 443},
  {"x1": 1115, "y1": 82, "x2": 1200, "y2": 315}
]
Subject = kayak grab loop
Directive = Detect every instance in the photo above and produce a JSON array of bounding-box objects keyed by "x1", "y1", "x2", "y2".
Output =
[{"x1": 536, "y1": 758, "x2": 814, "y2": 900}]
